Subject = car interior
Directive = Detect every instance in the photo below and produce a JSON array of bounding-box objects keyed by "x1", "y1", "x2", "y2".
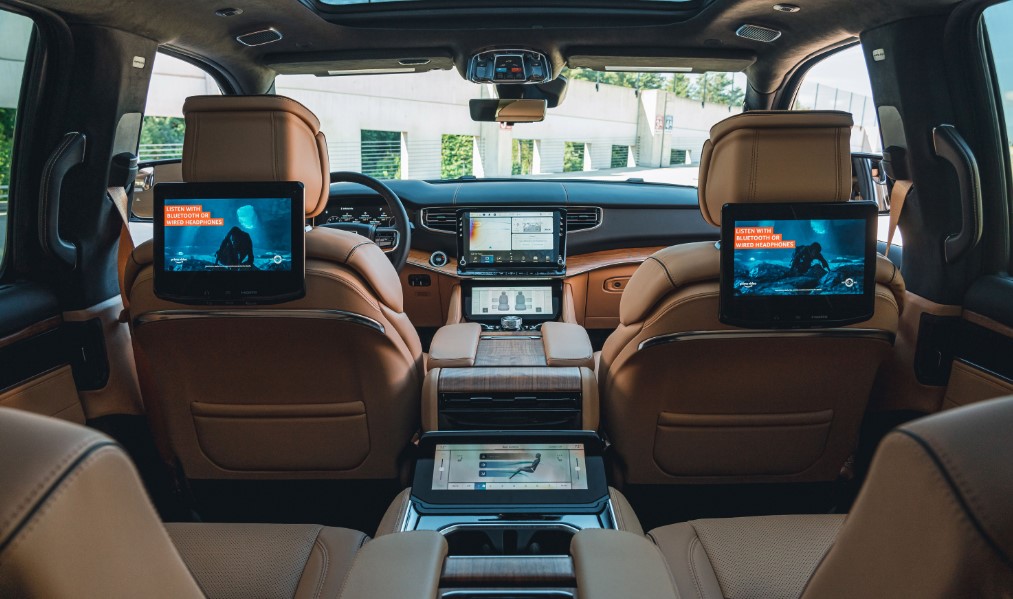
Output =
[{"x1": 0, "y1": 0, "x2": 1012, "y2": 597}]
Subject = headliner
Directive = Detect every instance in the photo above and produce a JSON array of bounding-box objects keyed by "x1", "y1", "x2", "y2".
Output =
[{"x1": 25, "y1": 0, "x2": 958, "y2": 98}]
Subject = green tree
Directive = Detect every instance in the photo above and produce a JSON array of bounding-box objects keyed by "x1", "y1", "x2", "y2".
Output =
[
  {"x1": 361, "y1": 130, "x2": 401, "y2": 179},
  {"x1": 0, "y1": 107, "x2": 18, "y2": 189},
  {"x1": 695, "y1": 73, "x2": 745, "y2": 106},
  {"x1": 138, "y1": 116, "x2": 186, "y2": 161},
  {"x1": 441, "y1": 134, "x2": 474, "y2": 179},
  {"x1": 563, "y1": 142, "x2": 585, "y2": 173},
  {"x1": 669, "y1": 74, "x2": 692, "y2": 98},
  {"x1": 565, "y1": 68, "x2": 666, "y2": 91},
  {"x1": 513, "y1": 139, "x2": 534, "y2": 175}
]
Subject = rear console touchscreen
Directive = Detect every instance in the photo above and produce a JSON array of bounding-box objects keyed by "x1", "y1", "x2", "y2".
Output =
[
  {"x1": 412, "y1": 431, "x2": 607, "y2": 511},
  {"x1": 462, "y1": 279, "x2": 561, "y2": 324},
  {"x1": 457, "y1": 209, "x2": 566, "y2": 276}
]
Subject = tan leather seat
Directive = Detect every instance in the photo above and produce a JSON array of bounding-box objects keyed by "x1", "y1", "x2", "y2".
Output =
[
  {"x1": 0, "y1": 407, "x2": 368, "y2": 598},
  {"x1": 125, "y1": 96, "x2": 423, "y2": 480},
  {"x1": 598, "y1": 111, "x2": 905, "y2": 485},
  {"x1": 649, "y1": 396, "x2": 1013, "y2": 598}
]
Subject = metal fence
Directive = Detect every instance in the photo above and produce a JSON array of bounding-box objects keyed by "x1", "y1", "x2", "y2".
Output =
[
  {"x1": 138, "y1": 143, "x2": 184, "y2": 162},
  {"x1": 0, "y1": 184, "x2": 7, "y2": 218}
]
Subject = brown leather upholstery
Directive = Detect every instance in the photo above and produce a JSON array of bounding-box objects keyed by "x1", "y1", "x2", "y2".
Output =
[
  {"x1": 650, "y1": 515, "x2": 845, "y2": 599},
  {"x1": 166, "y1": 523, "x2": 367, "y2": 599},
  {"x1": 541, "y1": 321, "x2": 595, "y2": 368},
  {"x1": 650, "y1": 397, "x2": 1013, "y2": 599},
  {"x1": 697, "y1": 110, "x2": 854, "y2": 227},
  {"x1": 127, "y1": 95, "x2": 423, "y2": 480},
  {"x1": 0, "y1": 407, "x2": 370, "y2": 598},
  {"x1": 571, "y1": 529, "x2": 679, "y2": 599},
  {"x1": 182, "y1": 95, "x2": 330, "y2": 218},
  {"x1": 427, "y1": 323, "x2": 482, "y2": 368},
  {"x1": 599, "y1": 111, "x2": 905, "y2": 485}
]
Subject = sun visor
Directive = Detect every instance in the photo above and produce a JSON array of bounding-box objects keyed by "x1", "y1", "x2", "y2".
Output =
[
  {"x1": 567, "y1": 50, "x2": 755, "y2": 74},
  {"x1": 267, "y1": 49, "x2": 455, "y2": 76}
]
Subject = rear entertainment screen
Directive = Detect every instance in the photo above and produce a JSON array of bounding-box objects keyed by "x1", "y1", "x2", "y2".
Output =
[
  {"x1": 431, "y1": 443, "x2": 588, "y2": 491},
  {"x1": 154, "y1": 182, "x2": 305, "y2": 304},
  {"x1": 470, "y1": 285, "x2": 553, "y2": 316},
  {"x1": 720, "y1": 202, "x2": 877, "y2": 328},
  {"x1": 457, "y1": 210, "x2": 565, "y2": 273}
]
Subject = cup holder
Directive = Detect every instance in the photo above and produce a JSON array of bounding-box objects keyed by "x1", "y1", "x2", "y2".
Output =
[{"x1": 443, "y1": 525, "x2": 575, "y2": 556}]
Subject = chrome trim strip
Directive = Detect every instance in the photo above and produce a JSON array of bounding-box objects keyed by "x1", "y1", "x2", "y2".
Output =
[
  {"x1": 437, "y1": 522, "x2": 582, "y2": 536},
  {"x1": 953, "y1": 358, "x2": 1013, "y2": 385},
  {"x1": 419, "y1": 206, "x2": 603, "y2": 235},
  {"x1": 637, "y1": 328, "x2": 895, "y2": 351},
  {"x1": 134, "y1": 309, "x2": 385, "y2": 334},
  {"x1": 604, "y1": 499, "x2": 619, "y2": 530}
]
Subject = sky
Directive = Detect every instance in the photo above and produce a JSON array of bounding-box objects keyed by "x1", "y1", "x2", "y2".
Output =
[{"x1": 803, "y1": 46, "x2": 873, "y2": 97}]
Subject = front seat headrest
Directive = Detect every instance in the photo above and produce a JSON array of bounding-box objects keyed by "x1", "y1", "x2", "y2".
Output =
[
  {"x1": 697, "y1": 110, "x2": 854, "y2": 227},
  {"x1": 182, "y1": 95, "x2": 330, "y2": 219},
  {"x1": 0, "y1": 408, "x2": 203, "y2": 597}
]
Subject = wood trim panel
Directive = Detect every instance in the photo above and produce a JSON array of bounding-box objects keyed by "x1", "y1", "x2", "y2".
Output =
[
  {"x1": 441, "y1": 556, "x2": 575, "y2": 586},
  {"x1": 0, "y1": 316, "x2": 63, "y2": 349},
  {"x1": 407, "y1": 247, "x2": 665, "y2": 280},
  {"x1": 474, "y1": 337, "x2": 547, "y2": 367},
  {"x1": 438, "y1": 367, "x2": 583, "y2": 393},
  {"x1": 564, "y1": 246, "x2": 665, "y2": 277}
]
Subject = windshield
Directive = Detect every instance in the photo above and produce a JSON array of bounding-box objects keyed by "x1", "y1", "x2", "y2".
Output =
[{"x1": 274, "y1": 69, "x2": 749, "y2": 186}]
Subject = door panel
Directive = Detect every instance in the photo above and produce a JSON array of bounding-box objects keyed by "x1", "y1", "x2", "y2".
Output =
[
  {"x1": 0, "y1": 365, "x2": 83, "y2": 423},
  {"x1": 942, "y1": 277, "x2": 1013, "y2": 408}
]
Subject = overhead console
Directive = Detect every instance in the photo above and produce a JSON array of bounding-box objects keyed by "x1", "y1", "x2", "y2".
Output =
[{"x1": 467, "y1": 49, "x2": 553, "y2": 84}]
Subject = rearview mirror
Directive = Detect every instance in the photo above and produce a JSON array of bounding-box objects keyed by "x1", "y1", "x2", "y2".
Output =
[{"x1": 469, "y1": 99, "x2": 546, "y2": 123}]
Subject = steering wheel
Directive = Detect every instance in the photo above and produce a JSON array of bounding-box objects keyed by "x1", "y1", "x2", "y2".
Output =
[{"x1": 321, "y1": 172, "x2": 412, "y2": 272}]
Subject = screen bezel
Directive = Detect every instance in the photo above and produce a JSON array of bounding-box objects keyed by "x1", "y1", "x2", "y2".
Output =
[
  {"x1": 153, "y1": 181, "x2": 306, "y2": 305},
  {"x1": 457, "y1": 208, "x2": 566, "y2": 275},
  {"x1": 461, "y1": 279, "x2": 562, "y2": 323},
  {"x1": 719, "y1": 201, "x2": 877, "y2": 329},
  {"x1": 411, "y1": 431, "x2": 608, "y2": 508}
]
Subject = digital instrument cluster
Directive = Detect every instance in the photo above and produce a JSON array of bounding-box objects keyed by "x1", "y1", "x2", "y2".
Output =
[{"x1": 316, "y1": 201, "x2": 395, "y2": 228}]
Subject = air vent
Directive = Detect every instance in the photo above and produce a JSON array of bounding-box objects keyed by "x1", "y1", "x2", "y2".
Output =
[
  {"x1": 237, "y1": 28, "x2": 283, "y2": 47},
  {"x1": 421, "y1": 207, "x2": 457, "y2": 232},
  {"x1": 735, "y1": 24, "x2": 782, "y2": 43},
  {"x1": 566, "y1": 207, "x2": 602, "y2": 231}
]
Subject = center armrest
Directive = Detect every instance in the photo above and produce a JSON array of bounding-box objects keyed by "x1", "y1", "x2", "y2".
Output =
[
  {"x1": 336, "y1": 531, "x2": 447, "y2": 599},
  {"x1": 571, "y1": 529, "x2": 679, "y2": 599},
  {"x1": 541, "y1": 322, "x2": 595, "y2": 368},
  {"x1": 428, "y1": 323, "x2": 482, "y2": 368}
]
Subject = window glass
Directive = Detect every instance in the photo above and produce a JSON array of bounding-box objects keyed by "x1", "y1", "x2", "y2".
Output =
[
  {"x1": 0, "y1": 11, "x2": 34, "y2": 268},
  {"x1": 274, "y1": 68, "x2": 747, "y2": 186},
  {"x1": 983, "y1": 2, "x2": 1013, "y2": 237},
  {"x1": 140, "y1": 53, "x2": 221, "y2": 162},
  {"x1": 792, "y1": 45, "x2": 881, "y2": 154}
]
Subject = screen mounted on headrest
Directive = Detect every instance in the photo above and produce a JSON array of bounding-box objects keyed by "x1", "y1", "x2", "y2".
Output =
[
  {"x1": 153, "y1": 181, "x2": 306, "y2": 305},
  {"x1": 719, "y1": 202, "x2": 877, "y2": 328}
]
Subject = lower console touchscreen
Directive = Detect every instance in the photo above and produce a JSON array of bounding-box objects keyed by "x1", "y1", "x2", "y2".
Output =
[
  {"x1": 462, "y1": 280, "x2": 561, "y2": 323},
  {"x1": 432, "y1": 443, "x2": 588, "y2": 491}
]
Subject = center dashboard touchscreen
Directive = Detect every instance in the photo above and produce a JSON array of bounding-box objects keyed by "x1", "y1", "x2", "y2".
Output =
[
  {"x1": 457, "y1": 209, "x2": 566, "y2": 275},
  {"x1": 153, "y1": 181, "x2": 306, "y2": 304}
]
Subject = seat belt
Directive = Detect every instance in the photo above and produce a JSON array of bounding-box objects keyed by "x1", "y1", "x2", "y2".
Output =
[
  {"x1": 881, "y1": 146, "x2": 912, "y2": 258},
  {"x1": 107, "y1": 153, "x2": 138, "y2": 313}
]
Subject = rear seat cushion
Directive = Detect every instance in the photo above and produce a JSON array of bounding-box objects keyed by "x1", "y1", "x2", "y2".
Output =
[
  {"x1": 166, "y1": 523, "x2": 368, "y2": 599},
  {"x1": 648, "y1": 514, "x2": 844, "y2": 599}
]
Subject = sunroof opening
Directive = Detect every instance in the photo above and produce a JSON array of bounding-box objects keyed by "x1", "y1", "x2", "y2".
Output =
[{"x1": 320, "y1": 0, "x2": 693, "y2": 5}]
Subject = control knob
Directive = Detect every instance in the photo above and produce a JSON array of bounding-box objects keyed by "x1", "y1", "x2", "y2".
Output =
[{"x1": 429, "y1": 251, "x2": 449, "y2": 268}]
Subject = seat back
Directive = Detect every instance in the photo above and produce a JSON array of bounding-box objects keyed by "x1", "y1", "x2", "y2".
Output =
[
  {"x1": 126, "y1": 96, "x2": 422, "y2": 480},
  {"x1": 802, "y1": 397, "x2": 1013, "y2": 597},
  {"x1": 0, "y1": 407, "x2": 203, "y2": 598},
  {"x1": 600, "y1": 111, "x2": 905, "y2": 484}
]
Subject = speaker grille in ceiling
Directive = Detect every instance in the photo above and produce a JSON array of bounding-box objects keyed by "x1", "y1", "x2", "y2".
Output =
[
  {"x1": 735, "y1": 24, "x2": 782, "y2": 43},
  {"x1": 237, "y1": 28, "x2": 283, "y2": 47}
]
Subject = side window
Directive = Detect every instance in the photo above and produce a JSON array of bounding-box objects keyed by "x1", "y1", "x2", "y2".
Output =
[
  {"x1": 983, "y1": 2, "x2": 1013, "y2": 244},
  {"x1": 791, "y1": 45, "x2": 880, "y2": 154},
  {"x1": 140, "y1": 53, "x2": 221, "y2": 162},
  {"x1": 0, "y1": 11, "x2": 35, "y2": 269},
  {"x1": 792, "y1": 46, "x2": 894, "y2": 244}
]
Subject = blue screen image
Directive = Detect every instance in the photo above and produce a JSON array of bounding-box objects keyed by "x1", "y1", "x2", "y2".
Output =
[
  {"x1": 162, "y1": 198, "x2": 293, "y2": 272},
  {"x1": 732, "y1": 218, "x2": 865, "y2": 296}
]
